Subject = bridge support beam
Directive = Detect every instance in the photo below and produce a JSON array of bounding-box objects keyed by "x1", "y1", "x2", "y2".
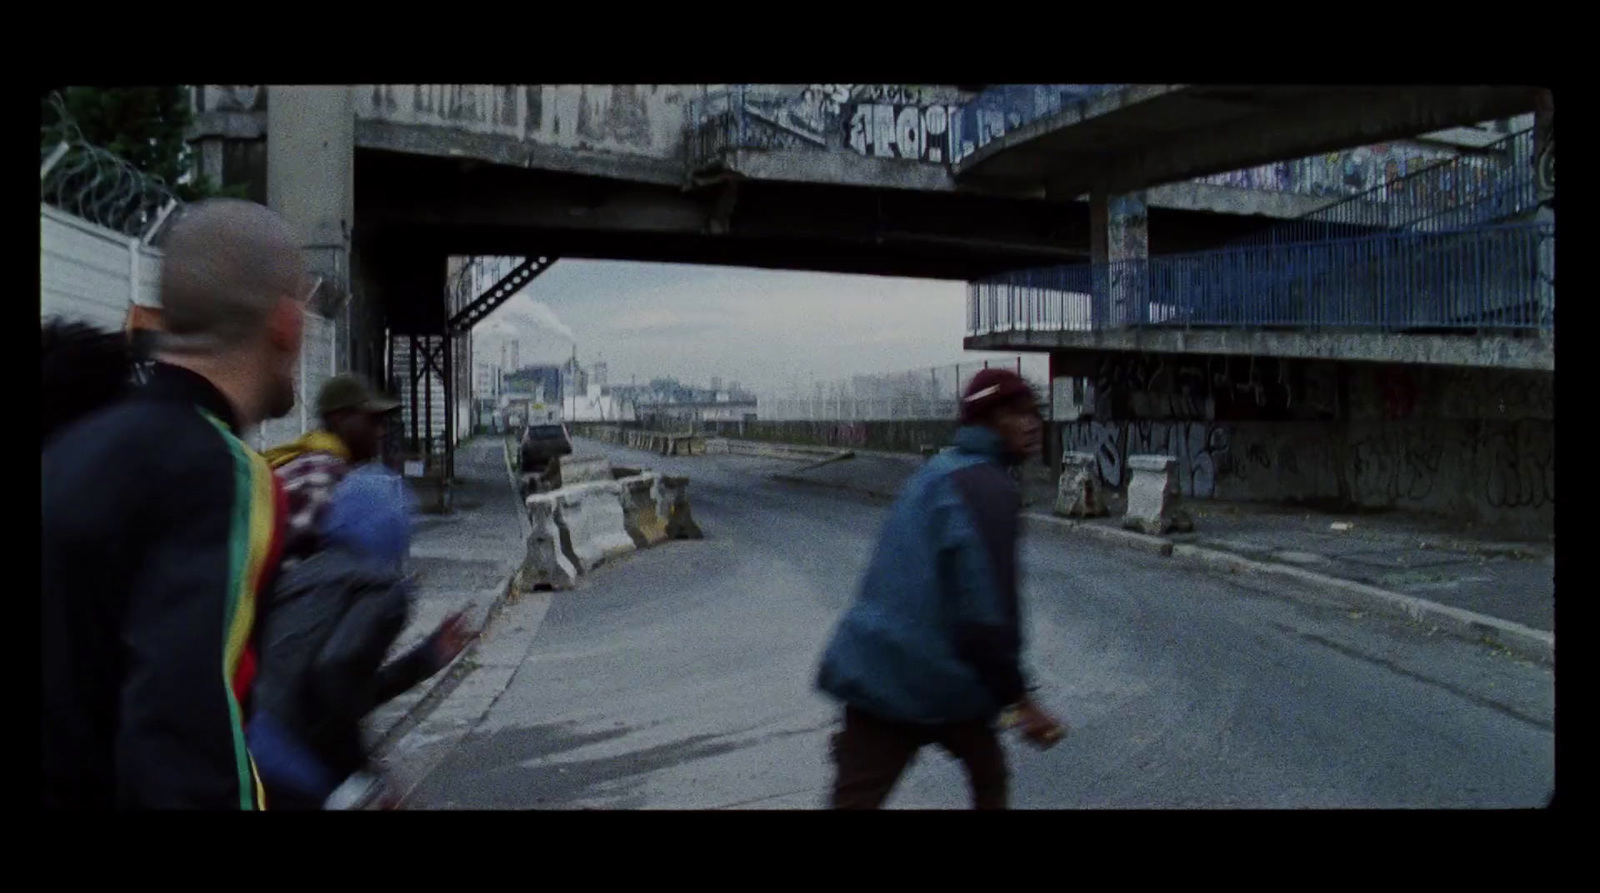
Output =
[{"x1": 1090, "y1": 190, "x2": 1150, "y2": 329}]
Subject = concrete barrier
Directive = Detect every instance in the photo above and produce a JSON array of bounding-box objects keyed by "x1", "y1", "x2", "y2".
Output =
[
  {"x1": 1122, "y1": 454, "x2": 1194, "y2": 535},
  {"x1": 518, "y1": 494, "x2": 578, "y2": 591},
  {"x1": 657, "y1": 475, "x2": 704, "y2": 540},
  {"x1": 554, "y1": 480, "x2": 637, "y2": 573},
  {"x1": 1055, "y1": 451, "x2": 1109, "y2": 518},
  {"x1": 618, "y1": 473, "x2": 668, "y2": 547},
  {"x1": 560, "y1": 454, "x2": 614, "y2": 486}
]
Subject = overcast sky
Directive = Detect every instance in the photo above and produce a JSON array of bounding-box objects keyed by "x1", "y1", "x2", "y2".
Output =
[{"x1": 471, "y1": 260, "x2": 1044, "y2": 396}]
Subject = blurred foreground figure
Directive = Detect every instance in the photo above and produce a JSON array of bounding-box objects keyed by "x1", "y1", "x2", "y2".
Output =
[
  {"x1": 263, "y1": 374, "x2": 401, "y2": 569},
  {"x1": 40, "y1": 319, "x2": 134, "y2": 448},
  {"x1": 249, "y1": 463, "x2": 468, "y2": 809},
  {"x1": 817, "y1": 368, "x2": 1065, "y2": 809},
  {"x1": 42, "y1": 200, "x2": 308, "y2": 808}
]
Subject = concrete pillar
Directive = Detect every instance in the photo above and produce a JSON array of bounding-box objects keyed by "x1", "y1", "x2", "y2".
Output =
[
  {"x1": 267, "y1": 86, "x2": 354, "y2": 312},
  {"x1": 1090, "y1": 191, "x2": 1150, "y2": 329}
]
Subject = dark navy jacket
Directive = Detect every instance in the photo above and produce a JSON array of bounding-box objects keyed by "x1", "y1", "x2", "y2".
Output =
[
  {"x1": 817, "y1": 426, "x2": 1030, "y2": 725},
  {"x1": 42, "y1": 364, "x2": 280, "y2": 809}
]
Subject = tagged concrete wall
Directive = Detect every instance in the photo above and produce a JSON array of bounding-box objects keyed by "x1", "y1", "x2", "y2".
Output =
[
  {"x1": 356, "y1": 85, "x2": 695, "y2": 162},
  {"x1": 1058, "y1": 362, "x2": 1553, "y2": 534}
]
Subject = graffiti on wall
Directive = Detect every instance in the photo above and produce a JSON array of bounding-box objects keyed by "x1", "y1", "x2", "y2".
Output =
[
  {"x1": 1346, "y1": 420, "x2": 1554, "y2": 513},
  {"x1": 846, "y1": 104, "x2": 962, "y2": 162},
  {"x1": 694, "y1": 85, "x2": 968, "y2": 157},
  {"x1": 1348, "y1": 424, "x2": 1446, "y2": 503},
  {"x1": 1063, "y1": 420, "x2": 1233, "y2": 498},
  {"x1": 1088, "y1": 353, "x2": 1340, "y2": 422},
  {"x1": 575, "y1": 85, "x2": 652, "y2": 146},
  {"x1": 1479, "y1": 419, "x2": 1555, "y2": 510},
  {"x1": 1201, "y1": 142, "x2": 1458, "y2": 199},
  {"x1": 1198, "y1": 138, "x2": 1534, "y2": 208},
  {"x1": 1064, "y1": 416, "x2": 1554, "y2": 521}
]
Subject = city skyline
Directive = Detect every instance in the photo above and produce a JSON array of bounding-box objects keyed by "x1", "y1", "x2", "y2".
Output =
[{"x1": 469, "y1": 259, "x2": 1041, "y2": 398}]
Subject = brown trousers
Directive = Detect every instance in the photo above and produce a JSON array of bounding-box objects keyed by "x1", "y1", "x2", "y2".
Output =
[{"x1": 829, "y1": 706, "x2": 1008, "y2": 810}]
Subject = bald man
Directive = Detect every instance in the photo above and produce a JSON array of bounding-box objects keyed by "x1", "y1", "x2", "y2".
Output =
[{"x1": 42, "y1": 199, "x2": 309, "y2": 809}]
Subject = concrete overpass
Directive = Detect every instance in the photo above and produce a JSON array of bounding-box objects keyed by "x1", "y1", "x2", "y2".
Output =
[
  {"x1": 193, "y1": 84, "x2": 1354, "y2": 342},
  {"x1": 953, "y1": 84, "x2": 1546, "y2": 198},
  {"x1": 188, "y1": 84, "x2": 1537, "y2": 475}
]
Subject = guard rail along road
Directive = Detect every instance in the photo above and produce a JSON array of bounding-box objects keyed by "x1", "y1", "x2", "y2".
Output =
[
  {"x1": 576, "y1": 425, "x2": 707, "y2": 457},
  {"x1": 572, "y1": 425, "x2": 852, "y2": 465}
]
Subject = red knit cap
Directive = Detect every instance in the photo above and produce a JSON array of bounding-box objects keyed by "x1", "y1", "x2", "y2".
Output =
[{"x1": 960, "y1": 368, "x2": 1036, "y2": 424}]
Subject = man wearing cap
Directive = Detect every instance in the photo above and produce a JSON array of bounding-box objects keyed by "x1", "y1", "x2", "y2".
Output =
[
  {"x1": 264, "y1": 374, "x2": 401, "y2": 566},
  {"x1": 816, "y1": 367, "x2": 1065, "y2": 809}
]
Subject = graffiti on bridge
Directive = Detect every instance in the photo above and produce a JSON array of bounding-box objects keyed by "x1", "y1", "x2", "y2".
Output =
[
  {"x1": 847, "y1": 104, "x2": 962, "y2": 163},
  {"x1": 697, "y1": 86, "x2": 968, "y2": 159}
]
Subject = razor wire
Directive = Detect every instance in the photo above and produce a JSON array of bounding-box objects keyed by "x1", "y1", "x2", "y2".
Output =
[{"x1": 40, "y1": 93, "x2": 183, "y2": 240}]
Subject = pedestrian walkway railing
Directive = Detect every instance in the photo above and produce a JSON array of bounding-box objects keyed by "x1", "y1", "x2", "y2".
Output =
[
  {"x1": 1229, "y1": 129, "x2": 1542, "y2": 248},
  {"x1": 969, "y1": 221, "x2": 1553, "y2": 336}
]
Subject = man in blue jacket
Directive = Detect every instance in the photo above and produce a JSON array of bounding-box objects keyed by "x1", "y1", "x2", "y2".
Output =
[{"x1": 817, "y1": 368, "x2": 1064, "y2": 809}]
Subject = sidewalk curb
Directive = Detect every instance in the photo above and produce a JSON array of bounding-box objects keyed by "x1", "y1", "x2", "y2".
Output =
[
  {"x1": 1024, "y1": 511, "x2": 1555, "y2": 666},
  {"x1": 1025, "y1": 514, "x2": 1175, "y2": 557}
]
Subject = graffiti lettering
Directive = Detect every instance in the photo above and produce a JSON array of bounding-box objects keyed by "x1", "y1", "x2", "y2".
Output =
[
  {"x1": 1350, "y1": 427, "x2": 1443, "y2": 503},
  {"x1": 1063, "y1": 421, "x2": 1230, "y2": 498},
  {"x1": 847, "y1": 104, "x2": 959, "y2": 163},
  {"x1": 1481, "y1": 419, "x2": 1556, "y2": 510},
  {"x1": 1089, "y1": 354, "x2": 1332, "y2": 422}
]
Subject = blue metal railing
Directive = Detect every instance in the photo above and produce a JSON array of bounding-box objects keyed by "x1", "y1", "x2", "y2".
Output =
[{"x1": 969, "y1": 221, "x2": 1553, "y2": 337}]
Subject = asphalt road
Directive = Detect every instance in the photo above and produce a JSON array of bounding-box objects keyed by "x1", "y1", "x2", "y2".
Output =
[{"x1": 395, "y1": 440, "x2": 1555, "y2": 809}]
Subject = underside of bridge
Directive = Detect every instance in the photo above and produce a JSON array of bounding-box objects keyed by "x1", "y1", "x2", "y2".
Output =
[
  {"x1": 348, "y1": 144, "x2": 1375, "y2": 479},
  {"x1": 957, "y1": 85, "x2": 1546, "y2": 198},
  {"x1": 352, "y1": 148, "x2": 1301, "y2": 282}
]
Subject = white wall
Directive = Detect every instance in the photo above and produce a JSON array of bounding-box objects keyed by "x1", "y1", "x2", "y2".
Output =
[
  {"x1": 42, "y1": 202, "x2": 346, "y2": 451},
  {"x1": 40, "y1": 204, "x2": 161, "y2": 330}
]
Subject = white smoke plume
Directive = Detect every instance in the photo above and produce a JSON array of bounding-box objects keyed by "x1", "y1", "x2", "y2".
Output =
[{"x1": 481, "y1": 299, "x2": 577, "y2": 345}]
